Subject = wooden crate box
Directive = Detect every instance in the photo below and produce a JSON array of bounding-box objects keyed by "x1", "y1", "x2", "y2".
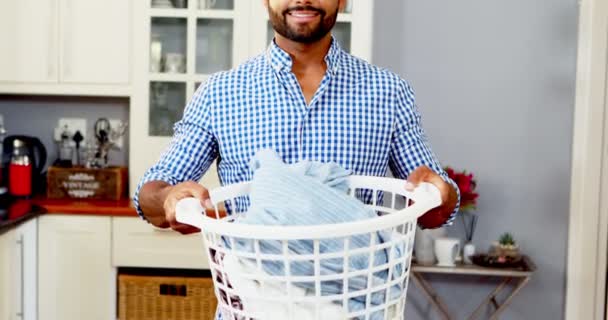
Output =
[{"x1": 46, "y1": 166, "x2": 128, "y2": 200}]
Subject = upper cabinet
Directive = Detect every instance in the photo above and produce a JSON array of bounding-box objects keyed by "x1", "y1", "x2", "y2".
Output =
[
  {"x1": 0, "y1": 0, "x2": 59, "y2": 84},
  {"x1": 129, "y1": 0, "x2": 374, "y2": 194},
  {"x1": 130, "y1": 0, "x2": 253, "y2": 194},
  {"x1": 58, "y1": 0, "x2": 131, "y2": 85},
  {"x1": 0, "y1": 0, "x2": 132, "y2": 96}
]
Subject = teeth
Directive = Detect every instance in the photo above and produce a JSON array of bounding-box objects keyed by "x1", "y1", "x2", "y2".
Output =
[{"x1": 290, "y1": 11, "x2": 316, "y2": 17}]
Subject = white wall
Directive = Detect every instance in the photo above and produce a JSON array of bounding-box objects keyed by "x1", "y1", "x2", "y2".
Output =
[{"x1": 372, "y1": 0, "x2": 578, "y2": 319}]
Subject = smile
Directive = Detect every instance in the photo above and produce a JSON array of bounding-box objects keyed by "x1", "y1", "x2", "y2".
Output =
[{"x1": 287, "y1": 10, "x2": 320, "y2": 23}]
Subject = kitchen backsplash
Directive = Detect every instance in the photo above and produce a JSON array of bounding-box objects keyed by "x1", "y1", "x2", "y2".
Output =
[{"x1": 0, "y1": 95, "x2": 129, "y2": 169}]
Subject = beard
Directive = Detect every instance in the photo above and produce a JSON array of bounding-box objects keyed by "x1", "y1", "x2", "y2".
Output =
[{"x1": 268, "y1": 4, "x2": 339, "y2": 44}]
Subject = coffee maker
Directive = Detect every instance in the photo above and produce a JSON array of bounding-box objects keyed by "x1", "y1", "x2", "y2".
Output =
[{"x1": 1, "y1": 135, "x2": 47, "y2": 195}]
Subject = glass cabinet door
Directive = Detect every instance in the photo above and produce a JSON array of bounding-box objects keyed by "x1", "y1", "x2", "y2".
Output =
[
  {"x1": 149, "y1": 82, "x2": 186, "y2": 136},
  {"x1": 197, "y1": 0, "x2": 233, "y2": 10},
  {"x1": 147, "y1": 1, "x2": 244, "y2": 137},
  {"x1": 150, "y1": 18, "x2": 187, "y2": 74},
  {"x1": 196, "y1": 19, "x2": 233, "y2": 74}
]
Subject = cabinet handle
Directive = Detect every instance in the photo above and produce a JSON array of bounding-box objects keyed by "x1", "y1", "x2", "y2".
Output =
[{"x1": 15, "y1": 236, "x2": 24, "y2": 319}]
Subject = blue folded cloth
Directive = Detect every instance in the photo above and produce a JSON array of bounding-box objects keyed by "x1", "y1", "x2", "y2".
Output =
[{"x1": 225, "y1": 149, "x2": 403, "y2": 318}]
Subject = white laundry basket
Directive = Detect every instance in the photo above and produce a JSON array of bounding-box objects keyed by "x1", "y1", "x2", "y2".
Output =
[{"x1": 176, "y1": 176, "x2": 442, "y2": 320}]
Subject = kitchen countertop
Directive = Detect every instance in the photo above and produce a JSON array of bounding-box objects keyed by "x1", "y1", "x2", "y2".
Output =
[
  {"x1": 34, "y1": 197, "x2": 137, "y2": 216},
  {"x1": 0, "y1": 196, "x2": 137, "y2": 234},
  {"x1": 0, "y1": 200, "x2": 46, "y2": 234}
]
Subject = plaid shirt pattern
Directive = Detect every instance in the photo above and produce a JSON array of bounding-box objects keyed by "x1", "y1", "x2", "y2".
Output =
[{"x1": 133, "y1": 38, "x2": 459, "y2": 225}]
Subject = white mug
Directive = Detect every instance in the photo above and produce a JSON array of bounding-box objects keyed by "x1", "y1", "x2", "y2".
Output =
[{"x1": 434, "y1": 237, "x2": 460, "y2": 267}]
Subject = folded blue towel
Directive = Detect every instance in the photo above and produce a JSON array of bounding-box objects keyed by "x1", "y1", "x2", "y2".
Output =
[{"x1": 226, "y1": 149, "x2": 403, "y2": 318}]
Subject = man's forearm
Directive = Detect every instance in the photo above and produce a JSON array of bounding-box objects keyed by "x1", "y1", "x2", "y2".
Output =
[{"x1": 139, "y1": 181, "x2": 173, "y2": 228}]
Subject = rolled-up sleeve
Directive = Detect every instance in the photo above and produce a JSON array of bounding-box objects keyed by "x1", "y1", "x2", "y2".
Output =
[
  {"x1": 388, "y1": 79, "x2": 460, "y2": 226},
  {"x1": 133, "y1": 80, "x2": 218, "y2": 219}
]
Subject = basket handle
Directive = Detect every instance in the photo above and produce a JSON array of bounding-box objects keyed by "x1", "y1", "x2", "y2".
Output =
[
  {"x1": 175, "y1": 198, "x2": 205, "y2": 229},
  {"x1": 409, "y1": 182, "x2": 443, "y2": 219}
]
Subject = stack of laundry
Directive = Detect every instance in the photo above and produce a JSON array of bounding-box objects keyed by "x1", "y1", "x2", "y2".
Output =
[{"x1": 220, "y1": 149, "x2": 404, "y2": 320}]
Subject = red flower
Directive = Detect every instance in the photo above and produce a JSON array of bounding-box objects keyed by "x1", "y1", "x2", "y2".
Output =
[{"x1": 444, "y1": 166, "x2": 479, "y2": 212}]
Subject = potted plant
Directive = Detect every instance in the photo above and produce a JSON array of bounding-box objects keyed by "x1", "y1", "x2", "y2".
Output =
[{"x1": 493, "y1": 232, "x2": 520, "y2": 258}]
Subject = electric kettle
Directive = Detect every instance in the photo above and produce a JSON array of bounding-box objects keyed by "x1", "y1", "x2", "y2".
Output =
[{"x1": 1, "y1": 135, "x2": 47, "y2": 194}]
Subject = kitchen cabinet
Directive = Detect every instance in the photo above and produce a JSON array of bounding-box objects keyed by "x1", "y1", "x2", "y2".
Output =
[
  {"x1": 0, "y1": 229, "x2": 17, "y2": 320},
  {"x1": 37, "y1": 215, "x2": 113, "y2": 320},
  {"x1": 112, "y1": 216, "x2": 209, "y2": 269},
  {"x1": 0, "y1": 219, "x2": 38, "y2": 320},
  {"x1": 0, "y1": 0, "x2": 131, "y2": 96},
  {"x1": 129, "y1": 0, "x2": 374, "y2": 195},
  {"x1": 0, "y1": 0, "x2": 58, "y2": 84}
]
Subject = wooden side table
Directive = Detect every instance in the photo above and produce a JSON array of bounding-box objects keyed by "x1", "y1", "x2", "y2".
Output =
[{"x1": 410, "y1": 255, "x2": 536, "y2": 320}]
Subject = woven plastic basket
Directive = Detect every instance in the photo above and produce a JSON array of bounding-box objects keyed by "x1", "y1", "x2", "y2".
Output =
[
  {"x1": 118, "y1": 274, "x2": 217, "y2": 320},
  {"x1": 176, "y1": 176, "x2": 441, "y2": 320}
]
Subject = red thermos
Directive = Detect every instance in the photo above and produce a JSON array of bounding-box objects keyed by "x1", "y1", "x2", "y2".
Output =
[{"x1": 8, "y1": 139, "x2": 32, "y2": 197}]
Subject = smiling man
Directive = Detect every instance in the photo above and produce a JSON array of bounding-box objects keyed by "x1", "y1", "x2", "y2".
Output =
[
  {"x1": 135, "y1": 1, "x2": 460, "y2": 317},
  {"x1": 136, "y1": 0, "x2": 459, "y2": 234},
  {"x1": 135, "y1": 0, "x2": 459, "y2": 269}
]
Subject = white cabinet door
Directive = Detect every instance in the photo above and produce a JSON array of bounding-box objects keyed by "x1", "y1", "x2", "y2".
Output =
[
  {"x1": 0, "y1": 220, "x2": 38, "y2": 320},
  {"x1": 38, "y1": 215, "x2": 113, "y2": 320},
  {"x1": 59, "y1": 0, "x2": 130, "y2": 84},
  {"x1": 112, "y1": 217, "x2": 209, "y2": 269},
  {"x1": 0, "y1": 0, "x2": 58, "y2": 83},
  {"x1": 0, "y1": 229, "x2": 17, "y2": 320},
  {"x1": 15, "y1": 219, "x2": 38, "y2": 320}
]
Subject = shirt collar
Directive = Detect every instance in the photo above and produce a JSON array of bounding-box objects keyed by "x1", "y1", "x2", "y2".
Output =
[{"x1": 266, "y1": 37, "x2": 343, "y2": 75}]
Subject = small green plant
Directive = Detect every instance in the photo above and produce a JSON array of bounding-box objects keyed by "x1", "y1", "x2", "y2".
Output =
[{"x1": 498, "y1": 233, "x2": 516, "y2": 246}]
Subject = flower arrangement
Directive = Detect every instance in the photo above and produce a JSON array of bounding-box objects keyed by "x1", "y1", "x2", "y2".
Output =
[
  {"x1": 445, "y1": 167, "x2": 479, "y2": 212},
  {"x1": 445, "y1": 167, "x2": 479, "y2": 242}
]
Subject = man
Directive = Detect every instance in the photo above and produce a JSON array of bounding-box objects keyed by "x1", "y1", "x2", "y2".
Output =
[{"x1": 134, "y1": 0, "x2": 460, "y2": 235}]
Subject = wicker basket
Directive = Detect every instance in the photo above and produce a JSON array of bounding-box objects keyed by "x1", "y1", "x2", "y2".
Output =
[{"x1": 118, "y1": 274, "x2": 217, "y2": 320}]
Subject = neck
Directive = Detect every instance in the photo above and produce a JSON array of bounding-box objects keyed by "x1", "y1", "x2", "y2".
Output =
[{"x1": 274, "y1": 34, "x2": 332, "y2": 72}]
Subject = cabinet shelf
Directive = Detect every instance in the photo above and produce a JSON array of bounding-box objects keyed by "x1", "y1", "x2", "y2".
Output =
[
  {"x1": 148, "y1": 73, "x2": 210, "y2": 83},
  {"x1": 150, "y1": 8, "x2": 234, "y2": 19},
  {"x1": 148, "y1": 73, "x2": 190, "y2": 82},
  {"x1": 196, "y1": 9, "x2": 234, "y2": 19},
  {"x1": 150, "y1": 8, "x2": 189, "y2": 18}
]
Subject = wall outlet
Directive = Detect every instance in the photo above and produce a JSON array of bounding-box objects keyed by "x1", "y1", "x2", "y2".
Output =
[{"x1": 57, "y1": 118, "x2": 87, "y2": 146}]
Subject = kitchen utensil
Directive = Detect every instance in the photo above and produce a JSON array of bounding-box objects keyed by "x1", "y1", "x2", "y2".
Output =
[
  {"x1": 94, "y1": 118, "x2": 112, "y2": 167},
  {"x1": 94, "y1": 118, "x2": 111, "y2": 145},
  {"x1": 56, "y1": 125, "x2": 73, "y2": 167},
  {"x1": 73, "y1": 130, "x2": 84, "y2": 166}
]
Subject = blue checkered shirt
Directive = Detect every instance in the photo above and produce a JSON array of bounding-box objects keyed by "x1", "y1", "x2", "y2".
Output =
[{"x1": 133, "y1": 39, "x2": 460, "y2": 226}]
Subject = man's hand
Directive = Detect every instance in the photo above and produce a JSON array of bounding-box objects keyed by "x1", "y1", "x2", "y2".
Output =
[
  {"x1": 405, "y1": 165, "x2": 458, "y2": 229},
  {"x1": 162, "y1": 181, "x2": 213, "y2": 234},
  {"x1": 139, "y1": 180, "x2": 212, "y2": 235}
]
